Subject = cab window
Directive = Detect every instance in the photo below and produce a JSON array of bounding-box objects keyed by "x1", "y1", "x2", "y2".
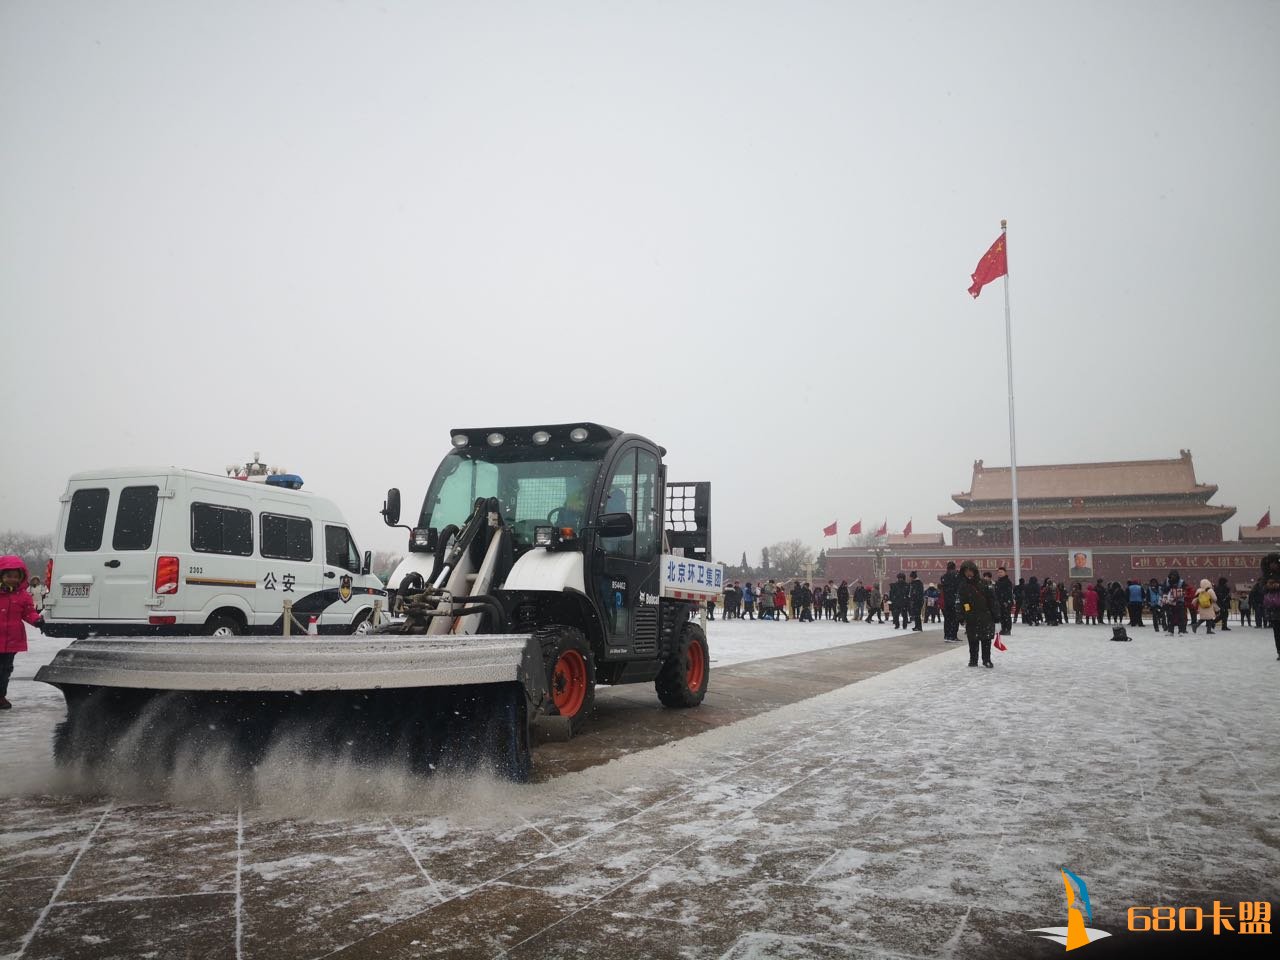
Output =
[
  {"x1": 600, "y1": 450, "x2": 636, "y2": 558},
  {"x1": 65, "y1": 488, "x2": 110, "y2": 552},
  {"x1": 635, "y1": 451, "x2": 659, "y2": 560},
  {"x1": 325, "y1": 525, "x2": 361, "y2": 573}
]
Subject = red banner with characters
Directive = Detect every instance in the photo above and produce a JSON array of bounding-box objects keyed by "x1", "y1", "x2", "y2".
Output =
[
  {"x1": 897, "y1": 557, "x2": 1033, "y2": 572},
  {"x1": 1131, "y1": 555, "x2": 1262, "y2": 570}
]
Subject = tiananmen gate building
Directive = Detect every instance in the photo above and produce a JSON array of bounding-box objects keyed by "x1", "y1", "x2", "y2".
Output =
[{"x1": 825, "y1": 451, "x2": 1276, "y2": 589}]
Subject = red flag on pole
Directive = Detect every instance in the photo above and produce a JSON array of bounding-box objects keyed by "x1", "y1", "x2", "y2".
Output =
[
  {"x1": 849, "y1": 520, "x2": 862, "y2": 535},
  {"x1": 968, "y1": 233, "x2": 1007, "y2": 298},
  {"x1": 875, "y1": 520, "x2": 888, "y2": 538},
  {"x1": 1259, "y1": 509, "x2": 1271, "y2": 530},
  {"x1": 823, "y1": 521, "x2": 838, "y2": 537},
  {"x1": 903, "y1": 519, "x2": 913, "y2": 537}
]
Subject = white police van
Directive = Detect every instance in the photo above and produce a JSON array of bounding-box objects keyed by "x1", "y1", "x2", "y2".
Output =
[{"x1": 42, "y1": 467, "x2": 386, "y2": 638}]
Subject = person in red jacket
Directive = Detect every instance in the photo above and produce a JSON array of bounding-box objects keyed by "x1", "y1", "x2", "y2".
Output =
[{"x1": 1, "y1": 555, "x2": 44, "y2": 709}]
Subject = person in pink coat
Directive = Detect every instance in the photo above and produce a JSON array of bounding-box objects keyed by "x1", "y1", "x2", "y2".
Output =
[
  {"x1": 1083, "y1": 583, "x2": 1100, "y2": 624},
  {"x1": 1, "y1": 555, "x2": 44, "y2": 709}
]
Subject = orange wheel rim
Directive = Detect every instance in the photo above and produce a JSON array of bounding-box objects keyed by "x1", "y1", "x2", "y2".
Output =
[
  {"x1": 553, "y1": 649, "x2": 587, "y2": 717},
  {"x1": 686, "y1": 640, "x2": 706, "y2": 693}
]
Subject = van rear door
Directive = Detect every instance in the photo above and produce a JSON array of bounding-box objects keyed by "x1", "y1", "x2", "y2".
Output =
[
  {"x1": 99, "y1": 479, "x2": 169, "y2": 622},
  {"x1": 53, "y1": 485, "x2": 114, "y2": 620}
]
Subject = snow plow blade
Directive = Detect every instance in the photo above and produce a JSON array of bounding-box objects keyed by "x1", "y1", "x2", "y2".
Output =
[{"x1": 35, "y1": 635, "x2": 546, "y2": 782}]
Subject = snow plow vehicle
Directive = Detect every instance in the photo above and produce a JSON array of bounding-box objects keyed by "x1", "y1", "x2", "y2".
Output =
[{"x1": 36, "y1": 423, "x2": 721, "y2": 781}]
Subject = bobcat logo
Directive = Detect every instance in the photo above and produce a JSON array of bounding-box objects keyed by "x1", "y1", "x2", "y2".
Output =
[{"x1": 339, "y1": 574, "x2": 353, "y2": 603}]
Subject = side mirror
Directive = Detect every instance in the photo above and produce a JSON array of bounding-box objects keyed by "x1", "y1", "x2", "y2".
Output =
[
  {"x1": 596, "y1": 512, "x2": 634, "y2": 538},
  {"x1": 362, "y1": 550, "x2": 372, "y2": 576},
  {"x1": 381, "y1": 488, "x2": 401, "y2": 526}
]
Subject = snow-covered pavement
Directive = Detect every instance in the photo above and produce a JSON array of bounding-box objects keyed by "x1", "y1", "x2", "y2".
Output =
[
  {"x1": 3, "y1": 623, "x2": 1279, "y2": 958},
  {"x1": 705, "y1": 614, "x2": 914, "y2": 667}
]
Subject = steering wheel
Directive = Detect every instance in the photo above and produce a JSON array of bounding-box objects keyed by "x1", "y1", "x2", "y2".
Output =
[{"x1": 547, "y1": 507, "x2": 565, "y2": 525}]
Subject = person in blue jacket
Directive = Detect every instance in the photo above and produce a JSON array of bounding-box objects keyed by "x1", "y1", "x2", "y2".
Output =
[
  {"x1": 741, "y1": 581, "x2": 756, "y2": 620},
  {"x1": 1147, "y1": 578, "x2": 1165, "y2": 632},
  {"x1": 1127, "y1": 580, "x2": 1146, "y2": 627}
]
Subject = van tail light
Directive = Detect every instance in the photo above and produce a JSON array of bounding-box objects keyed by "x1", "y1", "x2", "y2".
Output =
[
  {"x1": 45, "y1": 559, "x2": 53, "y2": 587},
  {"x1": 155, "y1": 556, "x2": 180, "y2": 595},
  {"x1": 149, "y1": 616, "x2": 177, "y2": 625}
]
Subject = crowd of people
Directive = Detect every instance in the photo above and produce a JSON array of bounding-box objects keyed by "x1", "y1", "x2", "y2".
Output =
[
  {"x1": 716, "y1": 575, "x2": 940, "y2": 630},
  {"x1": 711, "y1": 553, "x2": 1280, "y2": 665}
]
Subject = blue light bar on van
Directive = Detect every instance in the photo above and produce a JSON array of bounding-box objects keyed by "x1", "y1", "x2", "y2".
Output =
[{"x1": 266, "y1": 474, "x2": 304, "y2": 490}]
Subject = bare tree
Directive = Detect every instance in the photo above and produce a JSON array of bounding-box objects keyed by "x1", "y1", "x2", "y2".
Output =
[
  {"x1": 849, "y1": 532, "x2": 886, "y2": 547},
  {"x1": 767, "y1": 540, "x2": 815, "y2": 578},
  {"x1": 0, "y1": 531, "x2": 54, "y2": 576}
]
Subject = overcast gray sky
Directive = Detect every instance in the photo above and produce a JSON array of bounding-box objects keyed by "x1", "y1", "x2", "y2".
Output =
[{"x1": 2, "y1": 0, "x2": 1277, "y2": 563}]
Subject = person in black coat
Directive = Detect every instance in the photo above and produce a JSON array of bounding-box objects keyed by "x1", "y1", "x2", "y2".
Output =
[
  {"x1": 1215, "y1": 576, "x2": 1232, "y2": 631},
  {"x1": 939, "y1": 562, "x2": 960, "y2": 641},
  {"x1": 1108, "y1": 581, "x2": 1127, "y2": 623},
  {"x1": 1249, "y1": 580, "x2": 1266, "y2": 628},
  {"x1": 1260, "y1": 553, "x2": 1280, "y2": 656},
  {"x1": 994, "y1": 566, "x2": 1014, "y2": 635},
  {"x1": 908, "y1": 571, "x2": 925, "y2": 631},
  {"x1": 1024, "y1": 576, "x2": 1041, "y2": 625},
  {"x1": 837, "y1": 580, "x2": 850, "y2": 622},
  {"x1": 889, "y1": 573, "x2": 909, "y2": 629},
  {"x1": 957, "y1": 560, "x2": 997, "y2": 667}
]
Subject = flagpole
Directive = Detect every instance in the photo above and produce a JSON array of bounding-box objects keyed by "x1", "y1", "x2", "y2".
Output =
[{"x1": 1001, "y1": 218, "x2": 1022, "y2": 581}]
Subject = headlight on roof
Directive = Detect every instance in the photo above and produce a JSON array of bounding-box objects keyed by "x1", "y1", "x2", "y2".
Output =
[
  {"x1": 532, "y1": 430, "x2": 551, "y2": 445},
  {"x1": 569, "y1": 427, "x2": 589, "y2": 442},
  {"x1": 451, "y1": 433, "x2": 469, "y2": 448},
  {"x1": 486, "y1": 432, "x2": 505, "y2": 447}
]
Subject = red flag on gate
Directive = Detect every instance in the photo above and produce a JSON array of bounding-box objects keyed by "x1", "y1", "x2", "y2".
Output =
[
  {"x1": 968, "y1": 233, "x2": 1008, "y2": 298},
  {"x1": 1259, "y1": 509, "x2": 1271, "y2": 530},
  {"x1": 874, "y1": 520, "x2": 888, "y2": 538},
  {"x1": 993, "y1": 634, "x2": 1008, "y2": 652},
  {"x1": 903, "y1": 519, "x2": 913, "y2": 537},
  {"x1": 823, "y1": 521, "x2": 838, "y2": 537},
  {"x1": 849, "y1": 520, "x2": 862, "y2": 536}
]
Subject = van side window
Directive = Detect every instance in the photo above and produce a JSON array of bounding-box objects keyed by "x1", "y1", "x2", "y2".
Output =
[
  {"x1": 324, "y1": 525, "x2": 360, "y2": 573},
  {"x1": 113, "y1": 486, "x2": 159, "y2": 551},
  {"x1": 261, "y1": 514, "x2": 313, "y2": 562},
  {"x1": 191, "y1": 503, "x2": 253, "y2": 556},
  {"x1": 65, "y1": 488, "x2": 110, "y2": 552}
]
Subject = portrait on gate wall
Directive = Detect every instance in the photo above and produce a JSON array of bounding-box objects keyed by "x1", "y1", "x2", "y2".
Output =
[{"x1": 1067, "y1": 549, "x2": 1094, "y2": 579}]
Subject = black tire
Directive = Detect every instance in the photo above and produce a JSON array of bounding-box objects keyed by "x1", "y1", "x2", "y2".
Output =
[
  {"x1": 204, "y1": 613, "x2": 242, "y2": 638},
  {"x1": 349, "y1": 609, "x2": 374, "y2": 635},
  {"x1": 656, "y1": 621, "x2": 709, "y2": 708},
  {"x1": 536, "y1": 625, "x2": 596, "y2": 733}
]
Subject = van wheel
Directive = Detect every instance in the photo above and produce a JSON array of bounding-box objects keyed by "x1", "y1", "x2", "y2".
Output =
[
  {"x1": 350, "y1": 612, "x2": 373, "y2": 636},
  {"x1": 205, "y1": 614, "x2": 242, "y2": 638}
]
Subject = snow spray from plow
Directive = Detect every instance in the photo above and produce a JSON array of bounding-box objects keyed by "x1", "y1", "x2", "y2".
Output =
[{"x1": 37, "y1": 635, "x2": 543, "y2": 784}]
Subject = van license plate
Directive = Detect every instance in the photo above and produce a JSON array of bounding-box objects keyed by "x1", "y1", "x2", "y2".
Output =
[{"x1": 62, "y1": 584, "x2": 91, "y2": 598}]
